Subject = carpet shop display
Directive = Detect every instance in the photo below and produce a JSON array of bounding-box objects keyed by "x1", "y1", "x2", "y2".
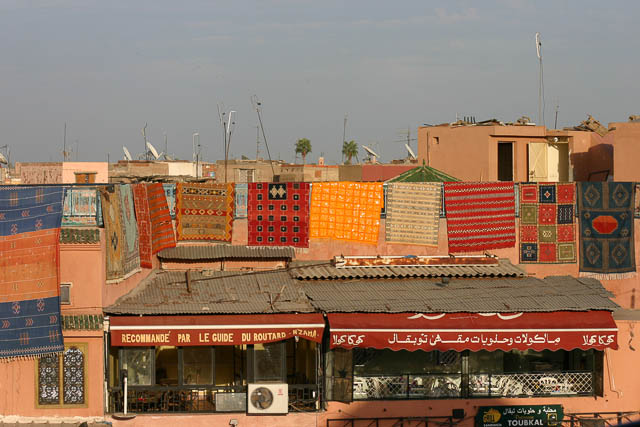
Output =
[
  {"x1": 132, "y1": 184, "x2": 153, "y2": 268},
  {"x1": 578, "y1": 182, "x2": 636, "y2": 278},
  {"x1": 119, "y1": 184, "x2": 142, "y2": 276},
  {"x1": 519, "y1": 182, "x2": 576, "y2": 264},
  {"x1": 385, "y1": 182, "x2": 441, "y2": 246},
  {"x1": 175, "y1": 182, "x2": 234, "y2": 241},
  {"x1": 147, "y1": 183, "x2": 176, "y2": 254},
  {"x1": 163, "y1": 183, "x2": 176, "y2": 219},
  {"x1": 309, "y1": 182, "x2": 383, "y2": 244},
  {"x1": 444, "y1": 182, "x2": 516, "y2": 253},
  {"x1": 248, "y1": 182, "x2": 310, "y2": 248},
  {"x1": 0, "y1": 186, "x2": 65, "y2": 359}
]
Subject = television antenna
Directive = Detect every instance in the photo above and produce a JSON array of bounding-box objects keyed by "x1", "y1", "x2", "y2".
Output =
[
  {"x1": 251, "y1": 95, "x2": 275, "y2": 179},
  {"x1": 141, "y1": 123, "x2": 149, "y2": 160},
  {"x1": 405, "y1": 143, "x2": 417, "y2": 160},
  {"x1": 535, "y1": 32, "x2": 545, "y2": 126},
  {"x1": 122, "y1": 146, "x2": 133, "y2": 161},
  {"x1": 362, "y1": 145, "x2": 379, "y2": 163}
]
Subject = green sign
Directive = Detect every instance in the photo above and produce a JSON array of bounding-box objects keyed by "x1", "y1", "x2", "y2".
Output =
[{"x1": 476, "y1": 405, "x2": 564, "y2": 427}]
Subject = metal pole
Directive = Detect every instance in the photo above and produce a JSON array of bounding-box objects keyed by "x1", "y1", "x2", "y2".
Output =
[{"x1": 124, "y1": 376, "x2": 128, "y2": 415}]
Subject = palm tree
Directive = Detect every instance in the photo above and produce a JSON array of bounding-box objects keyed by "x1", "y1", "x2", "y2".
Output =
[
  {"x1": 295, "y1": 138, "x2": 312, "y2": 164},
  {"x1": 342, "y1": 140, "x2": 359, "y2": 165}
]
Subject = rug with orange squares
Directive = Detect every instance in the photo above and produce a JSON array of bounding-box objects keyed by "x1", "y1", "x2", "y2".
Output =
[{"x1": 309, "y1": 182, "x2": 383, "y2": 244}]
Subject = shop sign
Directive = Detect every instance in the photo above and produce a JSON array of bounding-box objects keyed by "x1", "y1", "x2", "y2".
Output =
[{"x1": 476, "y1": 405, "x2": 563, "y2": 427}]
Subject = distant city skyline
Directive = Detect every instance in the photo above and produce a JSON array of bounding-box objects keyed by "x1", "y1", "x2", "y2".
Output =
[{"x1": 1, "y1": 0, "x2": 638, "y2": 165}]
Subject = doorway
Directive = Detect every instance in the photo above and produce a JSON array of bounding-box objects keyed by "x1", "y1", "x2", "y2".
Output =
[{"x1": 497, "y1": 142, "x2": 514, "y2": 181}]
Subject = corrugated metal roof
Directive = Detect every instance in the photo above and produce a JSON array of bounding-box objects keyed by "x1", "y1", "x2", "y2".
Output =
[
  {"x1": 105, "y1": 269, "x2": 312, "y2": 315},
  {"x1": 304, "y1": 276, "x2": 618, "y2": 313},
  {"x1": 290, "y1": 258, "x2": 526, "y2": 280},
  {"x1": 157, "y1": 245, "x2": 295, "y2": 260}
]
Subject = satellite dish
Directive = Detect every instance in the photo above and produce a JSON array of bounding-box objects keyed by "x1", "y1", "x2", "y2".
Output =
[
  {"x1": 405, "y1": 143, "x2": 416, "y2": 159},
  {"x1": 163, "y1": 154, "x2": 174, "y2": 161},
  {"x1": 362, "y1": 145, "x2": 379, "y2": 158},
  {"x1": 123, "y1": 146, "x2": 133, "y2": 161},
  {"x1": 0, "y1": 152, "x2": 7, "y2": 165},
  {"x1": 146, "y1": 141, "x2": 160, "y2": 159}
]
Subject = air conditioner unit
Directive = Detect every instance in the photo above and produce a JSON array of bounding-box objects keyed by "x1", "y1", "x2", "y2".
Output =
[{"x1": 247, "y1": 383, "x2": 288, "y2": 415}]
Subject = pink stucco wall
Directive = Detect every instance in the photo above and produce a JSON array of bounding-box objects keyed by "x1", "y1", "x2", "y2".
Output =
[{"x1": 62, "y1": 162, "x2": 109, "y2": 184}]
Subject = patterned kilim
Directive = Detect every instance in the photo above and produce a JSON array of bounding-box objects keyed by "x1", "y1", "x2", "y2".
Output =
[
  {"x1": 309, "y1": 182, "x2": 383, "y2": 244},
  {"x1": 162, "y1": 184, "x2": 176, "y2": 219},
  {"x1": 578, "y1": 182, "x2": 636, "y2": 278},
  {"x1": 119, "y1": 185, "x2": 141, "y2": 277},
  {"x1": 62, "y1": 187, "x2": 99, "y2": 227},
  {"x1": 0, "y1": 186, "x2": 64, "y2": 359},
  {"x1": 235, "y1": 183, "x2": 248, "y2": 218},
  {"x1": 519, "y1": 182, "x2": 576, "y2": 264},
  {"x1": 132, "y1": 184, "x2": 152, "y2": 268},
  {"x1": 248, "y1": 182, "x2": 310, "y2": 248},
  {"x1": 147, "y1": 183, "x2": 176, "y2": 254},
  {"x1": 100, "y1": 186, "x2": 124, "y2": 282},
  {"x1": 385, "y1": 182, "x2": 441, "y2": 246},
  {"x1": 444, "y1": 182, "x2": 516, "y2": 253},
  {"x1": 176, "y1": 183, "x2": 234, "y2": 241}
]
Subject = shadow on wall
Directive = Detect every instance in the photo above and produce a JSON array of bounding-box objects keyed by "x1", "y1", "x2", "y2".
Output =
[{"x1": 571, "y1": 144, "x2": 613, "y2": 181}]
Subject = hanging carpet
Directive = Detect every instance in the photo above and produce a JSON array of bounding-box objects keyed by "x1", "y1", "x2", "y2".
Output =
[
  {"x1": 385, "y1": 182, "x2": 441, "y2": 246},
  {"x1": 309, "y1": 182, "x2": 383, "y2": 244},
  {"x1": 0, "y1": 186, "x2": 65, "y2": 359},
  {"x1": 248, "y1": 182, "x2": 310, "y2": 248},
  {"x1": 175, "y1": 182, "x2": 234, "y2": 241},
  {"x1": 519, "y1": 182, "x2": 576, "y2": 264},
  {"x1": 147, "y1": 183, "x2": 176, "y2": 254},
  {"x1": 132, "y1": 184, "x2": 153, "y2": 268},
  {"x1": 444, "y1": 182, "x2": 516, "y2": 253},
  {"x1": 61, "y1": 187, "x2": 99, "y2": 227},
  {"x1": 119, "y1": 185, "x2": 141, "y2": 276},
  {"x1": 578, "y1": 182, "x2": 635, "y2": 278}
]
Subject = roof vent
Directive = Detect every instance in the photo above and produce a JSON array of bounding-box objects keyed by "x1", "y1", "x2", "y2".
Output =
[{"x1": 437, "y1": 277, "x2": 450, "y2": 287}]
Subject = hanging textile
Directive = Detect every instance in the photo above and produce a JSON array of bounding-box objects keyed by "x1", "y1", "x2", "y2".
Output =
[
  {"x1": 578, "y1": 182, "x2": 636, "y2": 278},
  {"x1": 147, "y1": 183, "x2": 176, "y2": 254},
  {"x1": 162, "y1": 183, "x2": 177, "y2": 219},
  {"x1": 132, "y1": 184, "x2": 152, "y2": 268},
  {"x1": 248, "y1": 182, "x2": 310, "y2": 248},
  {"x1": 175, "y1": 182, "x2": 234, "y2": 241},
  {"x1": 385, "y1": 182, "x2": 441, "y2": 246},
  {"x1": 0, "y1": 186, "x2": 65, "y2": 359},
  {"x1": 519, "y1": 182, "x2": 576, "y2": 264},
  {"x1": 309, "y1": 182, "x2": 383, "y2": 244},
  {"x1": 444, "y1": 182, "x2": 516, "y2": 253},
  {"x1": 235, "y1": 183, "x2": 248, "y2": 219},
  {"x1": 119, "y1": 185, "x2": 141, "y2": 276},
  {"x1": 61, "y1": 187, "x2": 99, "y2": 227}
]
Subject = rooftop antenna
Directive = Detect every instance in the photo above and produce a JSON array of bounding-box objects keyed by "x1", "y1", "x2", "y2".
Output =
[
  {"x1": 192, "y1": 132, "x2": 199, "y2": 163},
  {"x1": 141, "y1": 123, "x2": 148, "y2": 160},
  {"x1": 255, "y1": 125, "x2": 261, "y2": 160},
  {"x1": 251, "y1": 95, "x2": 275, "y2": 179},
  {"x1": 123, "y1": 146, "x2": 133, "y2": 161},
  {"x1": 62, "y1": 122, "x2": 70, "y2": 161},
  {"x1": 554, "y1": 102, "x2": 559, "y2": 129},
  {"x1": 164, "y1": 132, "x2": 168, "y2": 159},
  {"x1": 535, "y1": 32, "x2": 545, "y2": 126}
]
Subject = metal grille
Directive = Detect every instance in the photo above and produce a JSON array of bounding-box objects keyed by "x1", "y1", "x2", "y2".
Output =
[
  {"x1": 353, "y1": 374, "x2": 462, "y2": 400},
  {"x1": 63, "y1": 347, "x2": 85, "y2": 404},
  {"x1": 38, "y1": 353, "x2": 60, "y2": 405},
  {"x1": 470, "y1": 372, "x2": 593, "y2": 397}
]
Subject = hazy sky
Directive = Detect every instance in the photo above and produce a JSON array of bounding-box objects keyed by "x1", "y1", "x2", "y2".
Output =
[{"x1": 1, "y1": 0, "x2": 639, "y2": 165}]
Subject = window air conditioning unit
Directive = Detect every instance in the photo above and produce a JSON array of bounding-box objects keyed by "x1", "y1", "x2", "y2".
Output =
[{"x1": 247, "y1": 383, "x2": 288, "y2": 415}]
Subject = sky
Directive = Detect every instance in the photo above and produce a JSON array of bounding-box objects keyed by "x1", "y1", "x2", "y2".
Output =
[{"x1": 1, "y1": 0, "x2": 639, "y2": 165}]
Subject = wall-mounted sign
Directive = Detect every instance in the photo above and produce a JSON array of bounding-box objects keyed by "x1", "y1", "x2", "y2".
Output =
[{"x1": 476, "y1": 405, "x2": 563, "y2": 427}]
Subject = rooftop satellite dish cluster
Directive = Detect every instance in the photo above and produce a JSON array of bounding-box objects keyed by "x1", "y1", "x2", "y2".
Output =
[{"x1": 122, "y1": 123, "x2": 171, "y2": 161}]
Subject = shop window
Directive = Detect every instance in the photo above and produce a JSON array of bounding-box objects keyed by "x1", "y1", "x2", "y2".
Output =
[
  {"x1": 122, "y1": 348, "x2": 153, "y2": 385},
  {"x1": 252, "y1": 342, "x2": 285, "y2": 382},
  {"x1": 183, "y1": 347, "x2": 213, "y2": 385},
  {"x1": 155, "y1": 346, "x2": 178, "y2": 386},
  {"x1": 37, "y1": 343, "x2": 87, "y2": 407}
]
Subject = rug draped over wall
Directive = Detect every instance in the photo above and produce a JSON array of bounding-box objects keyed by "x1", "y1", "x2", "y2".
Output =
[
  {"x1": 0, "y1": 186, "x2": 65, "y2": 359},
  {"x1": 385, "y1": 182, "x2": 441, "y2": 246},
  {"x1": 175, "y1": 183, "x2": 234, "y2": 241}
]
